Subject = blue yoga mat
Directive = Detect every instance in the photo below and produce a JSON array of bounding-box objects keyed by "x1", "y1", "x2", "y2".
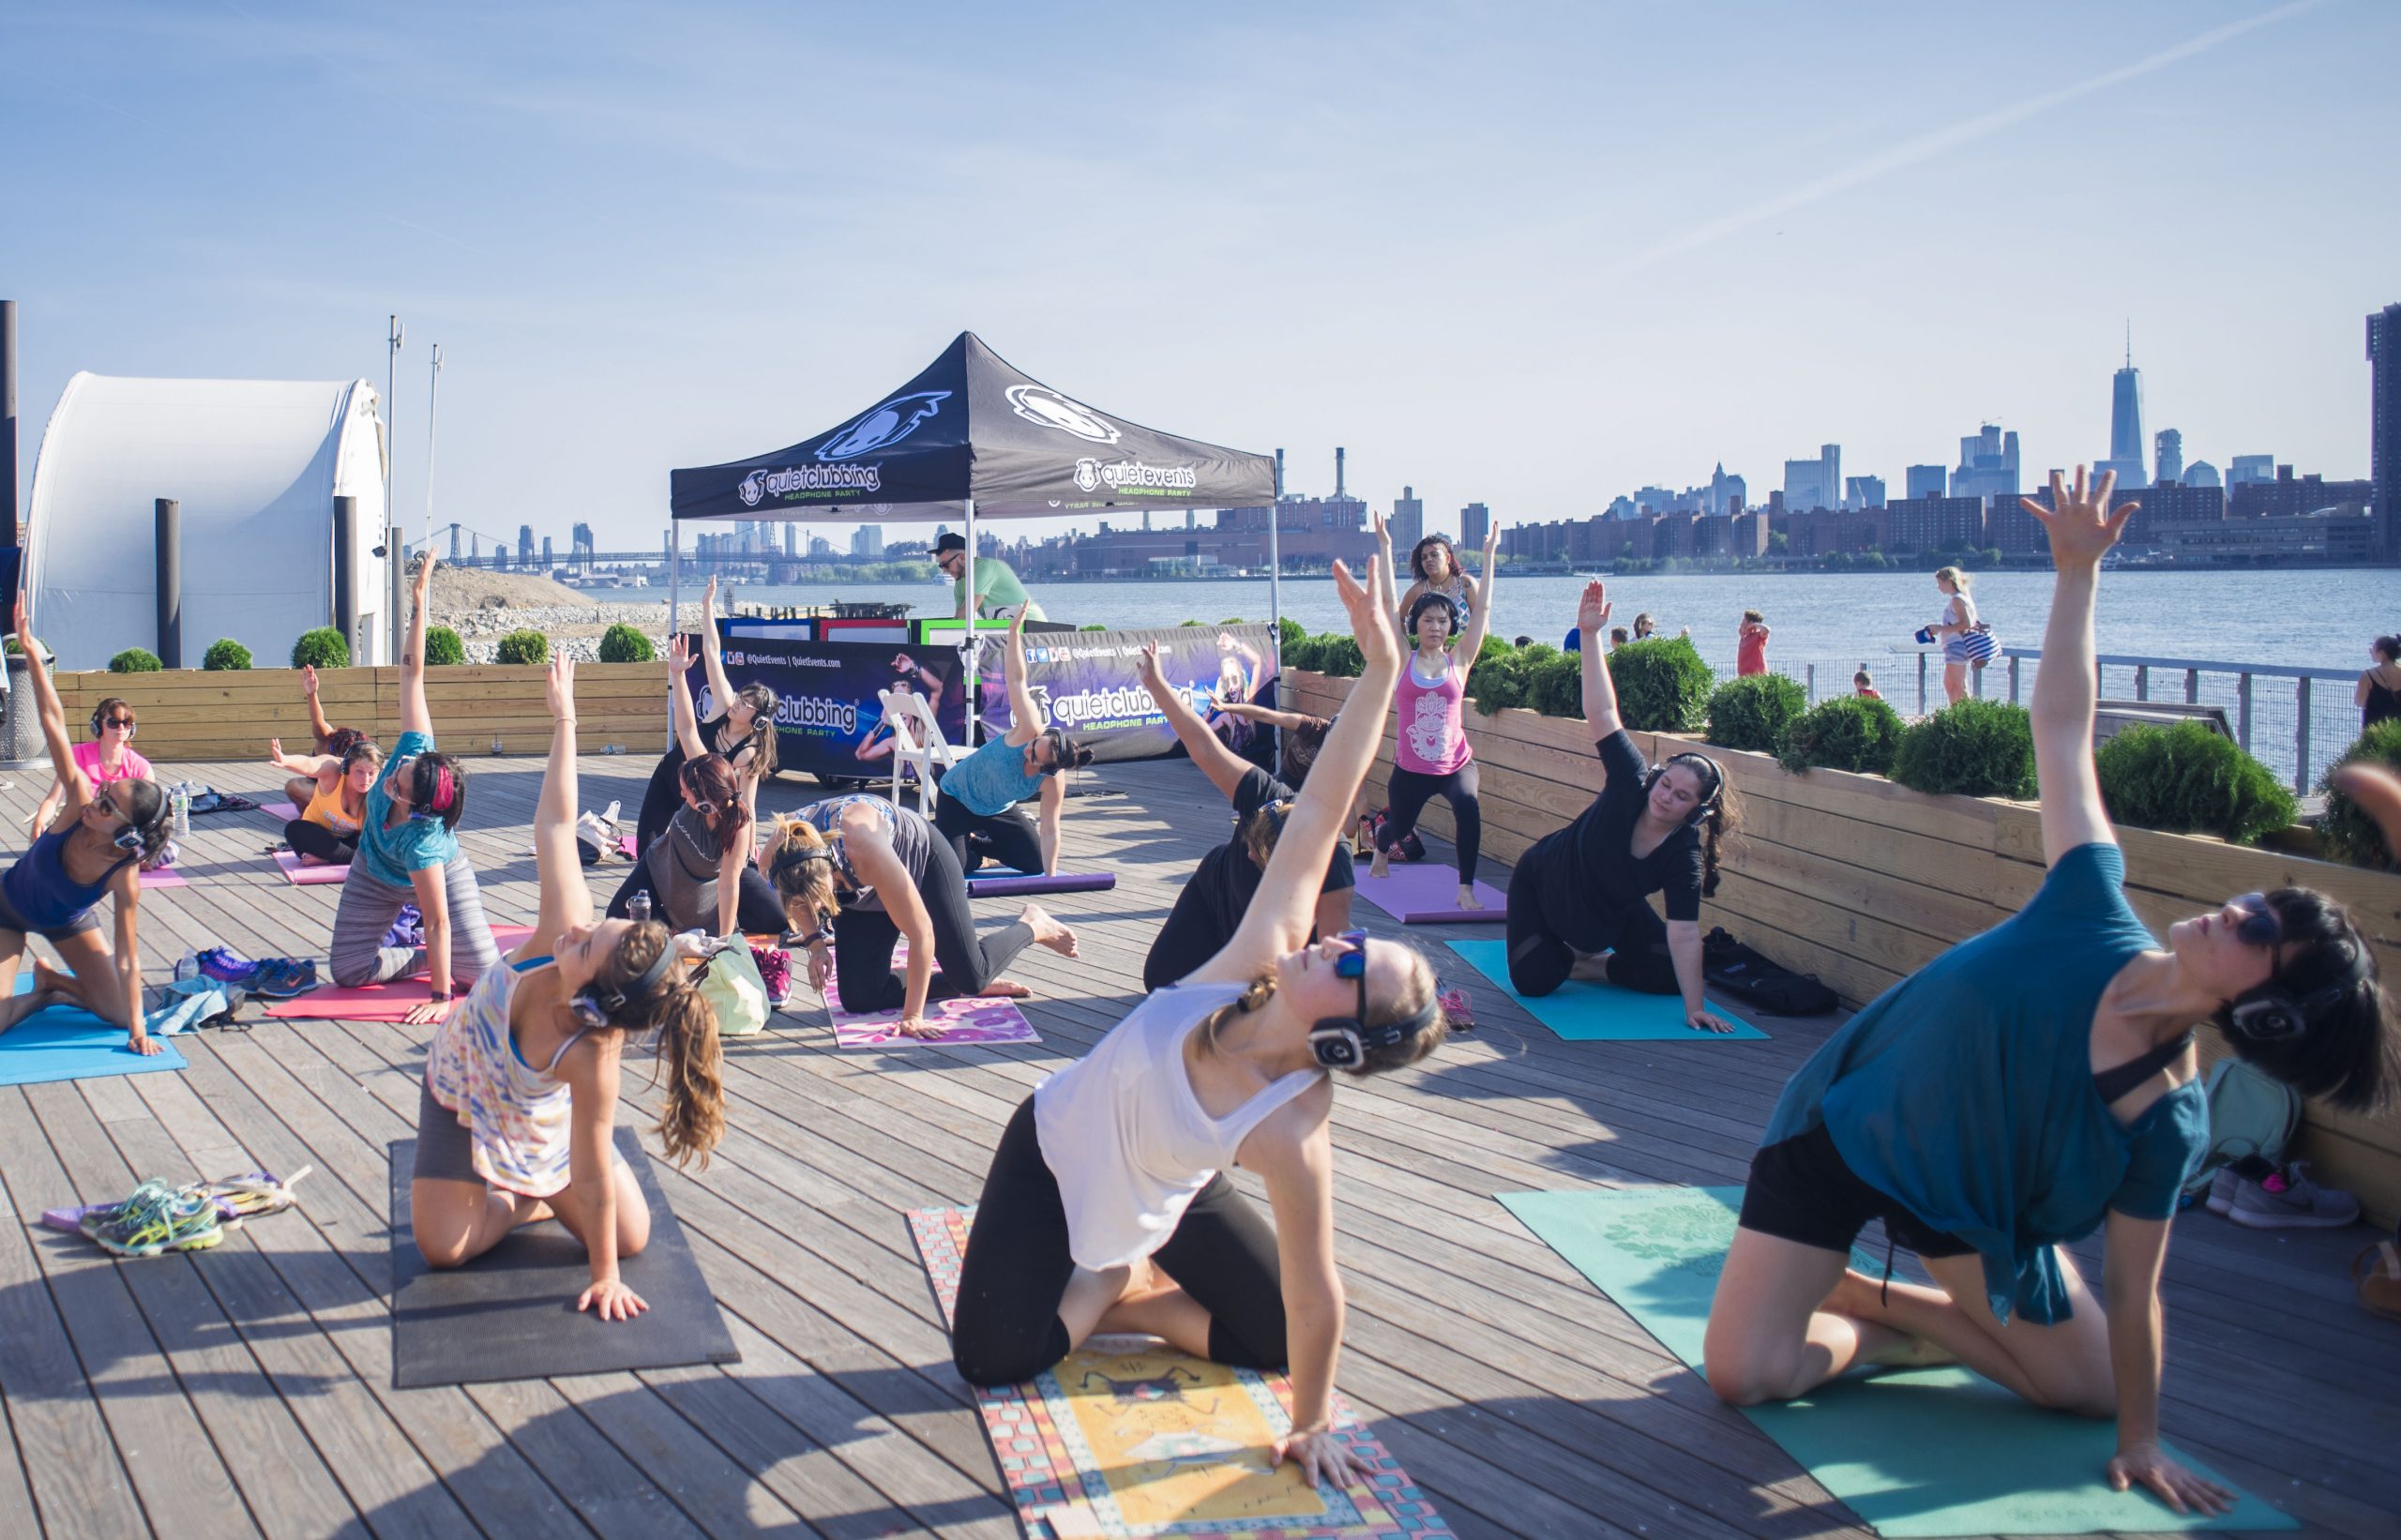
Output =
[
  {"x1": 2, "y1": 974, "x2": 189, "y2": 1087},
  {"x1": 1501, "y1": 1186, "x2": 2292, "y2": 1535},
  {"x1": 1447, "y1": 938, "x2": 1766, "y2": 1040}
]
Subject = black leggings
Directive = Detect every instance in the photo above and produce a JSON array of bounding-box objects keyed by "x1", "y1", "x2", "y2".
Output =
[
  {"x1": 634, "y1": 745, "x2": 690, "y2": 859},
  {"x1": 1379, "y1": 762, "x2": 1482, "y2": 883},
  {"x1": 951, "y1": 1096, "x2": 1290, "y2": 1386},
  {"x1": 1503, "y1": 856, "x2": 1679, "y2": 999},
  {"x1": 831, "y1": 838, "x2": 1033, "y2": 1013},
  {"x1": 285, "y1": 819, "x2": 358, "y2": 866},
  {"x1": 932, "y1": 793, "x2": 1043, "y2": 876},
  {"x1": 606, "y1": 858, "x2": 788, "y2": 936}
]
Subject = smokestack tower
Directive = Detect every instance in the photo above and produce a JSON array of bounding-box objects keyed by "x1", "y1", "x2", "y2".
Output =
[
  {"x1": 1275, "y1": 447, "x2": 1285, "y2": 496},
  {"x1": 1336, "y1": 446, "x2": 1347, "y2": 499}
]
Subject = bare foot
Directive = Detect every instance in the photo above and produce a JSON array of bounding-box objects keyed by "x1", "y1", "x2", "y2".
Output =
[
  {"x1": 1862, "y1": 1334, "x2": 1958, "y2": 1368},
  {"x1": 982, "y1": 978, "x2": 1033, "y2": 999},
  {"x1": 28, "y1": 957, "x2": 77, "y2": 1004},
  {"x1": 1021, "y1": 904, "x2": 1080, "y2": 958},
  {"x1": 514, "y1": 1199, "x2": 555, "y2": 1228},
  {"x1": 1369, "y1": 852, "x2": 1391, "y2": 880},
  {"x1": 1457, "y1": 885, "x2": 1483, "y2": 910}
]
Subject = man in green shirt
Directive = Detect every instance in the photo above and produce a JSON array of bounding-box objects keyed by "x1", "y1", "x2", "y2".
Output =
[{"x1": 934, "y1": 533, "x2": 1045, "y2": 622}]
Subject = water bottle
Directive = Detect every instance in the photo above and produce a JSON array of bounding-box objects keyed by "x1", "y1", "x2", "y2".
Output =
[
  {"x1": 171, "y1": 784, "x2": 190, "y2": 840},
  {"x1": 629, "y1": 893, "x2": 653, "y2": 927}
]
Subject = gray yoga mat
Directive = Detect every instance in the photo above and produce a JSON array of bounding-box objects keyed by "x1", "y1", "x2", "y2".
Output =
[{"x1": 388, "y1": 1126, "x2": 739, "y2": 1389}]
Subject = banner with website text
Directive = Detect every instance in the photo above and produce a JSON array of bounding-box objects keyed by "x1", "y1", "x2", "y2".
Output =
[{"x1": 684, "y1": 625, "x2": 1279, "y2": 782}]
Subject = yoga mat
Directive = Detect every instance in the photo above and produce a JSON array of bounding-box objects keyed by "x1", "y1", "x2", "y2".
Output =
[
  {"x1": 388, "y1": 1126, "x2": 738, "y2": 1389},
  {"x1": 1446, "y1": 938, "x2": 1765, "y2": 1040},
  {"x1": 1500, "y1": 1186, "x2": 2291, "y2": 1536},
  {"x1": 259, "y1": 926, "x2": 536, "y2": 1021},
  {"x1": 831, "y1": 995, "x2": 1038, "y2": 1048},
  {"x1": 264, "y1": 801, "x2": 302, "y2": 821},
  {"x1": 521, "y1": 836, "x2": 637, "y2": 859},
  {"x1": 273, "y1": 850, "x2": 352, "y2": 885},
  {"x1": 1352, "y1": 864, "x2": 1505, "y2": 925},
  {"x1": 1, "y1": 976, "x2": 189, "y2": 1087},
  {"x1": 139, "y1": 863, "x2": 188, "y2": 889},
  {"x1": 909, "y1": 1206, "x2": 1453, "y2": 1539},
  {"x1": 965, "y1": 870, "x2": 1115, "y2": 898}
]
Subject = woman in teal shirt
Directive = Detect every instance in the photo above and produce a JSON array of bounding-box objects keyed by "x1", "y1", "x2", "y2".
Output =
[{"x1": 1704, "y1": 469, "x2": 2389, "y2": 1517}]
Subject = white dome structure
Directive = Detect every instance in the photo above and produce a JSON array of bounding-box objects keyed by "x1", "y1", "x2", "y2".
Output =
[{"x1": 25, "y1": 373, "x2": 392, "y2": 670}]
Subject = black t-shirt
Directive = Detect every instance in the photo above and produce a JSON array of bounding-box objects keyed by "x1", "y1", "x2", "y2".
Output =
[
  {"x1": 1192, "y1": 768, "x2": 1356, "y2": 933},
  {"x1": 1529, "y1": 729, "x2": 1703, "y2": 946}
]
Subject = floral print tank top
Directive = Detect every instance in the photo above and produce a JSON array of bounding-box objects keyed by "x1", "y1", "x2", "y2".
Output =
[{"x1": 424, "y1": 958, "x2": 589, "y2": 1197}]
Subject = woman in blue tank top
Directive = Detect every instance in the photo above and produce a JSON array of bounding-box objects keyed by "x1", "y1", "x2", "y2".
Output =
[
  {"x1": 1703, "y1": 471, "x2": 2390, "y2": 1517},
  {"x1": 930, "y1": 611, "x2": 1092, "y2": 878},
  {"x1": 0, "y1": 601, "x2": 177, "y2": 1056}
]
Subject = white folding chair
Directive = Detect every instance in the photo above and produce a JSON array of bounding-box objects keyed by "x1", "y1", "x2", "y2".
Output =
[{"x1": 878, "y1": 688, "x2": 959, "y2": 815}]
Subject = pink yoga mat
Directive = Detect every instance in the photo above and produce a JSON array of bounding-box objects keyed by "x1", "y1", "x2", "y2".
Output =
[
  {"x1": 139, "y1": 864, "x2": 188, "y2": 889},
  {"x1": 264, "y1": 801, "x2": 302, "y2": 821},
  {"x1": 258, "y1": 925, "x2": 536, "y2": 1021},
  {"x1": 273, "y1": 851, "x2": 352, "y2": 885},
  {"x1": 830, "y1": 995, "x2": 1038, "y2": 1047},
  {"x1": 1352, "y1": 864, "x2": 1506, "y2": 925}
]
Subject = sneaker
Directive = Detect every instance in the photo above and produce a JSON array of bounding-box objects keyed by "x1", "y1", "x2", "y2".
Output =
[
  {"x1": 195, "y1": 947, "x2": 264, "y2": 986},
  {"x1": 249, "y1": 959, "x2": 320, "y2": 1000},
  {"x1": 76, "y1": 1178, "x2": 189, "y2": 1240},
  {"x1": 2229, "y1": 1161, "x2": 2361, "y2": 1230},
  {"x1": 91, "y1": 1185, "x2": 224, "y2": 1258},
  {"x1": 2207, "y1": 1154, "x2": 2276, "y2": 1215}
]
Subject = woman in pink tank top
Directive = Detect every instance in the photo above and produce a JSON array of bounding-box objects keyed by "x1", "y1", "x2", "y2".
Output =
[{"x1": 1368, "y1": 513, "x2": 1498, "y2": 911}]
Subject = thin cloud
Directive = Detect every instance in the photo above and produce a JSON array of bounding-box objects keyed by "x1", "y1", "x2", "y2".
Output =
[{"x1": 1596, "y1": 0, "x2": 2325, "y2": 279}]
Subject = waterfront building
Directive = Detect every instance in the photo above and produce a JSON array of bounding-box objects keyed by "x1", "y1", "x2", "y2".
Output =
[
  {"x1": 1781, "y1": 444, "x2": 1840, "y2": 513},
  {"x1": 1882, "y1": 494, "x2": 1986, "y2": 554},
  {"x1": 1461, "y1": 502, "x2": 1490, "y2": 550},
  {"x1": 1905, "y1": 463, "x2": 1948, "y2": 501},
  {"x1": 1390, "y1": 485, "x2": 1424, "y2": 551},
  {"x1": 2185, "y1": 460, "x2": 2222, "y2": 489},
  {"x1": 2228, "y1": 454, "x2": 2276, "y2": 487},
  {"x1": 850, "y1": 523, "x2": 883, "y2": 557},
  {"x1": 1950, "y1": 424, "x2": 2021, "y2": 501},
  {"x1": 2152, "y1": 510, "x2": 2376, "y2": 565},
  {"x1": 2100, "y1": 354, "x2": 2148, "y2": 488},
  {"x1": 1844, "y1": 475, "x2": 1887, "y2": 510},
  {"x1": 2371, "y1": 302, "x2": 2401, "y2": 557},
  {"x1": 1708, "y1": 462, "x2": 1744, "y2": 517},
  {"x1": 2154, "y1": 429, "x2": 2183, "y2": 486},
  {"x1": 2230, "y1": 469, "x2": 2373, "y2": 521}
]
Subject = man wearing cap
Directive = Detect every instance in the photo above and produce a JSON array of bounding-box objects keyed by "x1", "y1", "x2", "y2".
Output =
[{"x1": 935, "y1": 534, "x2": 1045, "y2": 623}]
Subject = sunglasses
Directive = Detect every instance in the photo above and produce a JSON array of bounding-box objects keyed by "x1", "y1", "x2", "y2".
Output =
[
  {"x1": 103, "y1": 716, "x2": 137, "y2": 730},
  {"x1": 2227, "y1": 892, "x2": 2282, "y2": 950}
]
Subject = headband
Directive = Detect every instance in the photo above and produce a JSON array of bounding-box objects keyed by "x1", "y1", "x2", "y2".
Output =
[{"x1": 773, "y1": 846, "x2": 832, "y2": 880}]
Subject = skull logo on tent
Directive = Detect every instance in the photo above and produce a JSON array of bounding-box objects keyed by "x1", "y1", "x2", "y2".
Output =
[
  {"x1": 1005, "y1": 385, "x2": 1121, "y2": 445},
  {"x1": 815, "y1": 390, "x2": 952, "y2": 461}
]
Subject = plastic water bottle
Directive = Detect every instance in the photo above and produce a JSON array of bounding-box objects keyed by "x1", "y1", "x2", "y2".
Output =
[
  {"x1": 171, "y1": 784, "x2": 190, "y2": 839},
  {"x1": 629, "y1": 893, "x2": 653, "y2": 927}
]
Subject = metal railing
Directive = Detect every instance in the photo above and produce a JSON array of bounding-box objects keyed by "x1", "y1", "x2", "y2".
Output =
[{"x1": 1738, "y1": 649, "x2": 2363, "y2": 792}]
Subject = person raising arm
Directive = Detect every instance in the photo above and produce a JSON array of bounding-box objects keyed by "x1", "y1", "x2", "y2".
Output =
[{"x1": 929, "y1": 611, "x2": 1090, "y2": 879}]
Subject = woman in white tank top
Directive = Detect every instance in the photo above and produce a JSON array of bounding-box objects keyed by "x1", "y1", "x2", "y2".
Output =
[{"x1": 948, "y1": 557, "x2": 1453, "y2": 1494}]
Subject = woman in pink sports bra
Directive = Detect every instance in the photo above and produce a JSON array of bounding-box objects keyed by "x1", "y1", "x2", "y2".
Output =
[{"x1": 1368, "y1": 512, "x2": 1499, "y2": 912}]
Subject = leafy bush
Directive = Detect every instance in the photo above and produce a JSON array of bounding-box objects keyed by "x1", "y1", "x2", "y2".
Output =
[
  {"x1": 109, "y1": 647, "x2": 163, "y2": 673},
  {"x1": 1313, "y1": 636, "x2": 1364, "y2": 678},
  {"x1": 2319, "y1": 718, "x2": 2401, "y2": 868},
  {"x1": 2093, "y1": 721, "x2": 2296, "y2": 845},
  {"x1": 1080, "y1": 623, "x2": 1109, "y2": 632},
  {"x1": 1277, "y1": 616, "x2": 1305, "y2": 650},
  {"x1": 423, "y1": 625, "x2": 465, "y2": 666},
  {"x1": 1216, "y1": 616, "x2": 1246, "y2": 625},
  {"x1": 1705, "y1": 673, "x2": 1808, "y2": 753},
  {"x1": 291, "y1": 627, "x2": 351, "y2": 670},
  {"x1": 1179, "y1": 618, "x2": 1205, "y2": 627},
  {"x1": 1523, "y1": 651, "x2": 1583, "y2": 717},
  {"x1": 597, "y1": 623, "x2": 655, "y2": 663},
  {"x1": 1465, "y1": 651, "x2": 1529, "y2": 715},
  {"x1": 1891, "y1": 699, "x2": 2037, "y2": 800},
  {"x1": 1608, "y1": 636, "x2": 1714, "y2": 732},
  {"x1": 201, "y1": 638, "x2": 251, "y2": 671},
  {"x1": 494, "y1": 629, "x2": 549, "y2": 666},
  {"x1": 1776, "y1": 694, "x2": 1905, "y2": 775},
  {"x1": 1284, "y1": 634, "x2": 1323, "y2": 672}
]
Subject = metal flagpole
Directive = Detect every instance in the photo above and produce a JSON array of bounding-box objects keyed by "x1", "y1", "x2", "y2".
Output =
[
  {"x1": 424, "y1": 343, "x2": 444, "y2": 550},
  {"x1": 961, "y1": 498, "x2": 979, "y2": 745},
  {"x1": 385, "y1": 316, "x2": 402, "y2": 663},
  {"x1": 1268, "y1": 452, "x2": 1283, "y2": 701},
  {"x1": 667, "y1": 520, "x2": 680, "y2": 746}
]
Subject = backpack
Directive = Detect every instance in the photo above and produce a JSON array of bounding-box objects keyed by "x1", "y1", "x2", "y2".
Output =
[
  {"x1": 1364, "y1": 808, "x2": 1426, "y2": 863},
  {"x1": 1700, "y1": 927, "x2": 1839, "y2": 1016},
  {"x1": 2181, "y1": 1056, "x2": 2303, "y2": 1197}
]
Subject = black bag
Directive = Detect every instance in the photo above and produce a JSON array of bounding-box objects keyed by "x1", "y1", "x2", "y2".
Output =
[
  {"x1": 1702, "y1": 927, "x2": 1838, "y2": 1015},
  {"x1": 1365, "y1": 808, "x2": 1426, "y2": 863}
]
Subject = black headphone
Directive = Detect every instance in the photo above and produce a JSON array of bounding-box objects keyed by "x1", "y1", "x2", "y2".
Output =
[
  {"x1": 2227, "y1": 937, "x2": 2366, "y2": 1043},
  {"x1": 772, "y1": 846, "x2": 832, "y2": 881},
  {"x1": 1644, "y1": 752, "x2": 1726, "y2": 827},
  {"x1": 570, "y1": 939, "x2": 678, "y2": 1029},
  {"x1": 90, "y1": 703, "x2": 135, "y2": 740},
  {"x1": 1308, "y1": 995, "x2": 1445, "y2": 1070}
]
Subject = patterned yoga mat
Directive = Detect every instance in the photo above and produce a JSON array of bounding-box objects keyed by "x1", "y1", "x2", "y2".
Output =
[{"x1": 909, "y1": 1205, "x2": 1452, "y2": 1539}]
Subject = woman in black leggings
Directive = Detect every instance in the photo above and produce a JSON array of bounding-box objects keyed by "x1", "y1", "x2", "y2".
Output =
[
  {"x1": 636, "y1": 577, "x2": 778, "y2": 853},
  {"x1": 1503, "y1": 581, "x2": 1741, "y2": 1033},
  {"x1": 1369, "y1": 511, "x2": 1496, "y2": 910},
  {"x1": 930, "y1": 611, "x2": 1092, "y2": 875},
  {"x1": 761, "y1": 794, "x2": 1079, "y2": 1037},
  {"x1": 947, "y1": 557, "x2": 1450, "y2": 1496},
  {"x1": 608, "y1": 641, "x2": 785, "y2": 935}
]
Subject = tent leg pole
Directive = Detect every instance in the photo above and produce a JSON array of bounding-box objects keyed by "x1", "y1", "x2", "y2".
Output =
[
  {"x1": 667, "y1": 525, "x2": 680, "y2": 747},
  {"x1": 961, "y1": 498, "x2": 978, "y2": 747},
  {"x1": 1268, "y1": 460, "x2": 1284, "y2": 722}
]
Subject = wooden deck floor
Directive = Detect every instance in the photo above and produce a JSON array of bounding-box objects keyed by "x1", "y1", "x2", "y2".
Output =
[{"x1": 0, "y1": 750, "x2": 2393, "y2": 1539}]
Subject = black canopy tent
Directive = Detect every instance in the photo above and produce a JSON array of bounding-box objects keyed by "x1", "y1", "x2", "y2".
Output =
[{"x1": 669, "y1": 332, "x2": 1281, "y2": 737}]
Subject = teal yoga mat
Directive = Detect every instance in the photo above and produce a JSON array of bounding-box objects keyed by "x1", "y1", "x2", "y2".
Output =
[
  {"x1": 2, "y1": 974, "x2": 189, "y2": 1087},
  {"x1": 1447, "y1": 938, "x2": 1766, "y2": 1040},
  {"x1": 1499, "y1": 1185, "x2": 2292, "y2": 1536}
]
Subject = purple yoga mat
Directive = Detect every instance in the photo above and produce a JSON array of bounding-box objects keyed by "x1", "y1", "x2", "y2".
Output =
[
  {"x1": 139, "y1": 864, "x2": 188, "y2": 889},
  {"x1": 1353, "y1": 864, "x2": 1506, "y2": 925},
  {"x1": 963, "y1": 871, "x2": 1114, "y2": 898},
  {"x1": 273, "y1": 851, "x2": 351, "y2": 886},
  {"x1": 830, "y1": 995, "x2": 1039, "y2": 1048},
  {"x1": 264, "y1": 801, "x2": 303, "y2": 821}
]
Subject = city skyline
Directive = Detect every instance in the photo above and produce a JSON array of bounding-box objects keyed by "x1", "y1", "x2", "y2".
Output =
[{"x1": 5, "y1": 3, "x2": 2395, "y2": 550}]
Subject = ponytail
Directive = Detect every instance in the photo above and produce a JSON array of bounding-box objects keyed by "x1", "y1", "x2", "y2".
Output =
[
  {"x1": 1195, "y1": 972, "x2": 1278, "y2": 1057},
  {"x1": 1698, "y1": 784, "x2": 1739, "y2": 898},
  {"x1": 764, "y1": 812, "x2": 840, "y2": 929},
  {"x1": 680, "y1": 754, "x2": 750, "y2": 850},
  {"x1": 600, "y1": 922, "x2": 725, "y2": 1169},
  {"x1": 735, "y1": 684, "x2": 780, "y2": 779}
]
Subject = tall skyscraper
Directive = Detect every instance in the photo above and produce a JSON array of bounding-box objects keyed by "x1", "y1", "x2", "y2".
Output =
[
  {"x1": 1460, "y1": 502, "x2": 1490, "y2": 550},
  {"x1": 2184, "y1": 460, "x2": 2222, "y2": 489},
  {"x1": 2371, "y1": 303, "x2": 2401, "y2": 558},
  {"x1": 1390, "y1": 485, "x2": 1424, "y2": 551},
  {"x1": 2154, "y1": 429, "x2": 2184, "y2": 484},
  {"x1": 1906, "y1": 463, "x2": 1948, "y2": 501},
  {"x1": 1844, "y1": 476, "x2": 1887, "y2": 510},
  {"x1": 2228, "y1": 454, "x2": 2276, "y2": 487},
  {"x1": 2101, "y1": 337, "x2": 2149, "y2": 488},
  {"x1": 1821, "y1": 444, "x2": 1840, "y2": 517},
  {"x1": 1950, "y1": 424, "x2": 2021, "y2": 500}
]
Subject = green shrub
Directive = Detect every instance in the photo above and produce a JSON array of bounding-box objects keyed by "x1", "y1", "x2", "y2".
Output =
[
  {"x1": 2093, "y1": 721, "x2": 2296, "y2": 845},
  {"x1": 1776, "y1": 694, "x2": 1905, "y2": 775},
  {"x1": 1476, "y1": 633, "x2": 1513, "y2": 666},
  {"x1": 1891, "y1": 699, "x2": 2037, "y2": 800},
  {"x1": 1180, "y1": 618, "x2": 1204, "y2": 627},
  {"x1": 1314, "y1": 635, "x2": 1365, "y2": 678},
  {"x1": 494, "y1": 629, "x2": 549, "y2": 666},
  {"x1": 291, "y1": 627, "x2": 351, "y2": 670},
  {"x1": 109, "y1": 647, "x2": 163, "y2": 673},
  {"x1": 597, "y1": 623, "x2": 655, "y2": 664},
  {"x1": 2319, "y1": 717, "x2": 2401, "y2": 868},
  {"x1": 1608, "y1": 636, "x2": 1714, "y2": 732},
  {"x1": 424, "y1": 625, "x2": 465, "y2": 666},
  {"x1": 1705, "y1": 673, "x2": 1808, "y2": 753},
  {"x1": 1284, "y1": 634, "x2": 1322, "y2": 672},
  {"x1": 1277, "y1": 616, "x2": 1305, "y2": 650},
  {"x1": 1216, "y1": 616, "x2": 1246, "y2": 625},
  {"x1": 1524, "y1": 651, "x2": 1583, "y2": 717},
  {"x1": 201, "y1": 638, "x2": 251, "y2": 671},
  {"x1": 1465, "y1": 651, "x2": 1529, "y2": 715},
  {"x1": 1080, "y1": 623, "x2": 1109, "y2": 632}
]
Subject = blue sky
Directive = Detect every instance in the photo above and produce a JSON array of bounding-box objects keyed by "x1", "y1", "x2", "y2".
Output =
[{"x1": 4, "y1": 1, "x2": 2394, "y2": 551}]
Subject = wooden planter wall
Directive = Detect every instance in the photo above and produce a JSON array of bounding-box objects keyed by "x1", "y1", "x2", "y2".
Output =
[
  {"x1": 43, "y1": 665, "x2": 671, "y2": 762},
  {"x1": 1287, "y1": 669, "x2": 2401, "y2": 1226}
]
